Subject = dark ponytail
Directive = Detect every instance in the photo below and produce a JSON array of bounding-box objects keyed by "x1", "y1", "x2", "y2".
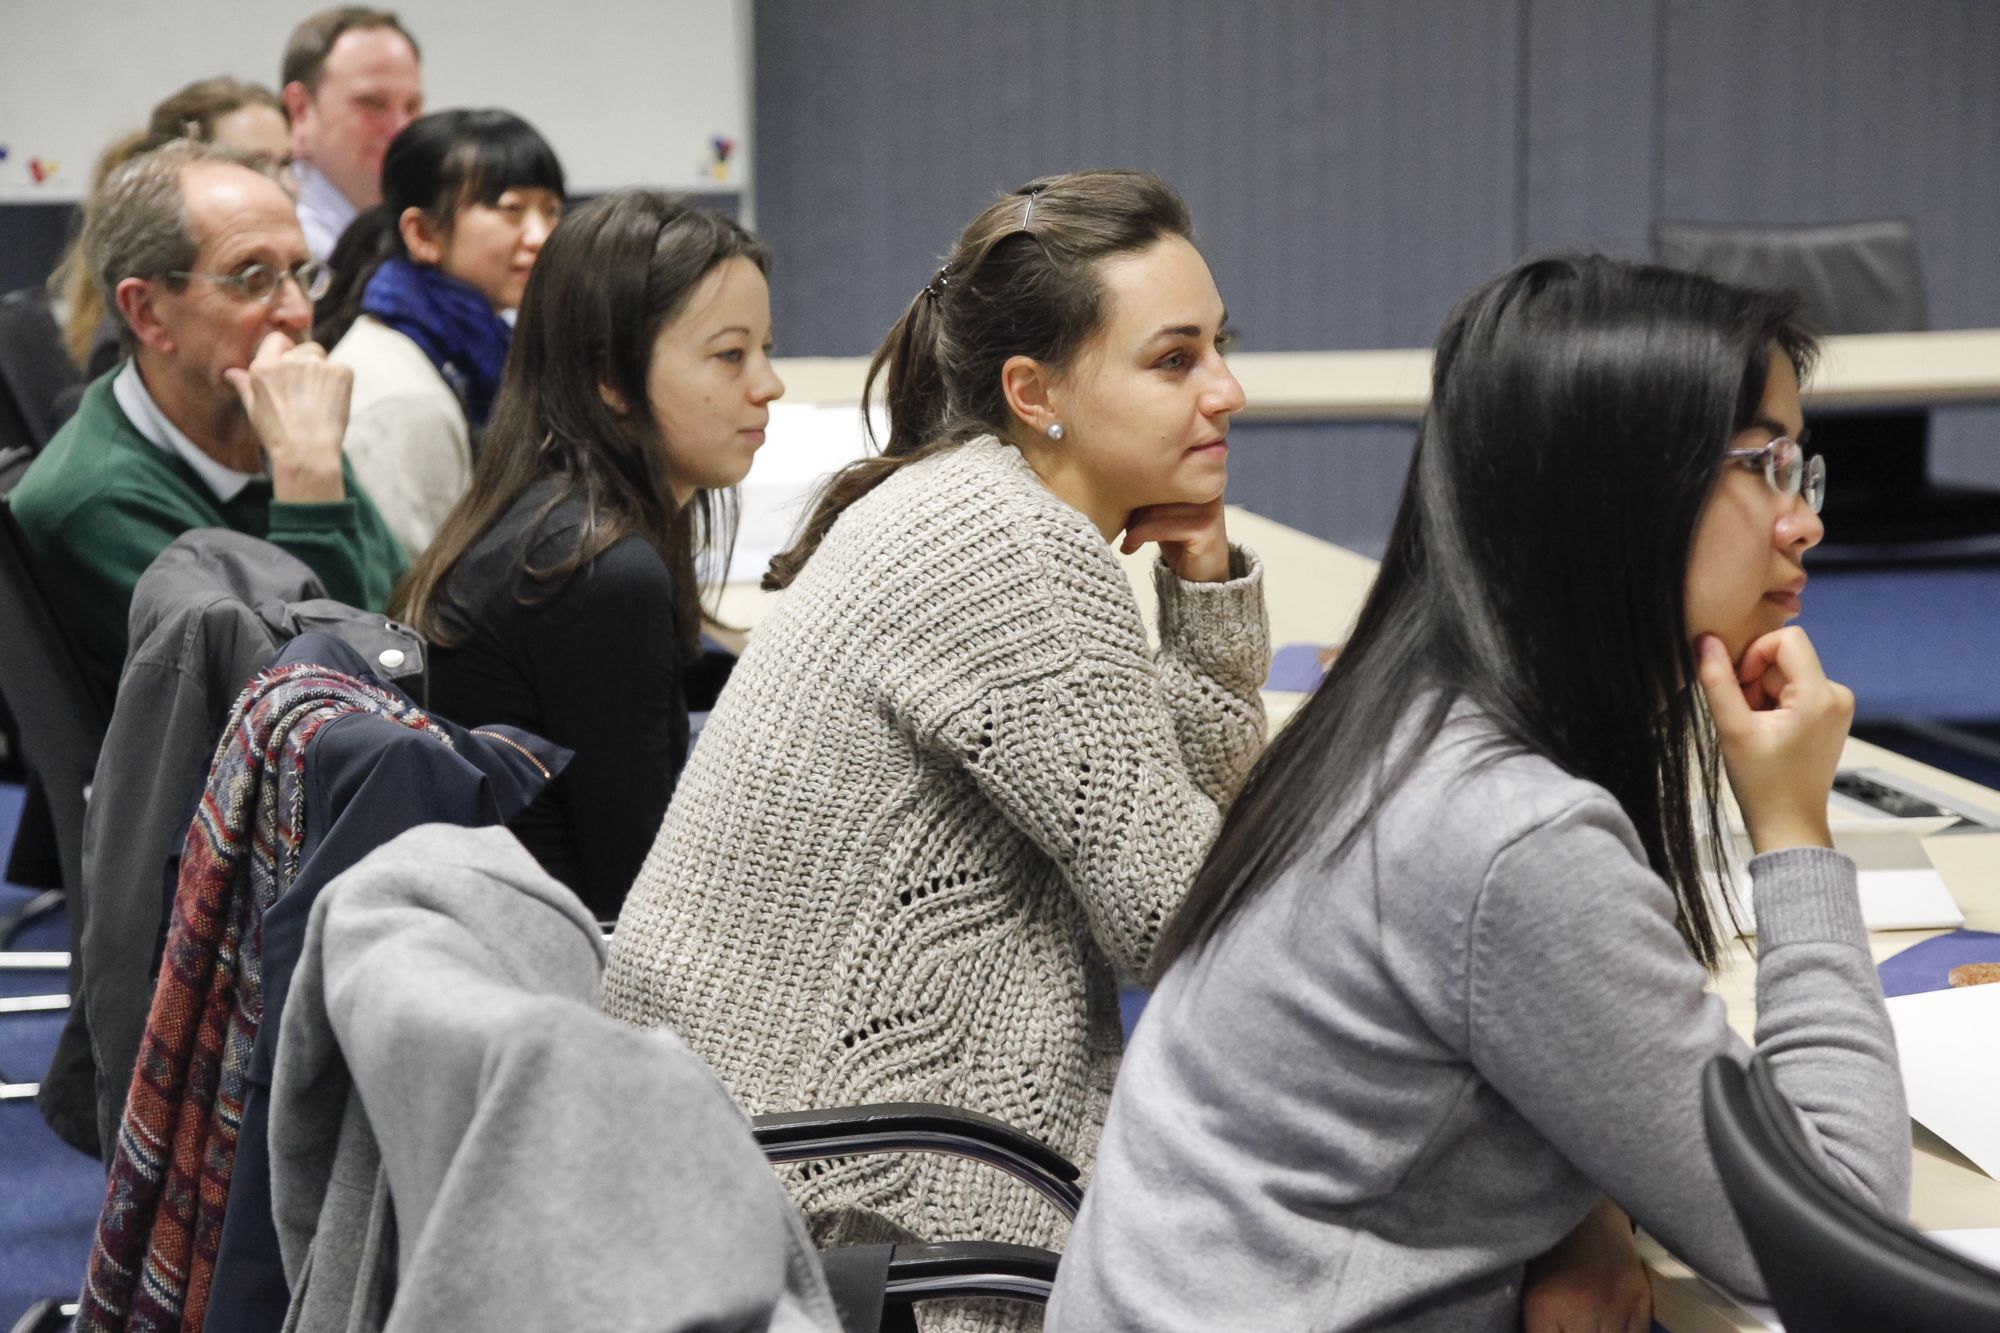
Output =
[
  {"x1": 314, "y1": 204, "x2": 399, "y2": 347},
  {"x1": 763, "y1": 168, "x2": 1193, "y2": 590},
  {"x1": 311, "y1": 107, "x2": 565, "y2": 348}
]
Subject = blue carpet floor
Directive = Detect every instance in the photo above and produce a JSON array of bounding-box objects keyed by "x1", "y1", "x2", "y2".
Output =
[{"x1": 0, "y1": 782, "x2": 99, "y2": 1324}]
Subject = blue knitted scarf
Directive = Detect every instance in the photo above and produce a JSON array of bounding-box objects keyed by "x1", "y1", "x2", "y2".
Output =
[{"x1": 361, "y1": 258, "x2": 512, "y2": 429}]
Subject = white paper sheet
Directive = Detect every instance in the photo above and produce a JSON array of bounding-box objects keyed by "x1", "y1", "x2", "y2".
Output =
[
  {"x1": 1929, "y1": 1228, "x2": 2000, "y2": 1272},
  {"x1": 1885, "y1": 983, "x2": 2000, "y2": 1182},
  {"x1": 1721, "y1": 822, "x2": 1967, "y2": 933}
]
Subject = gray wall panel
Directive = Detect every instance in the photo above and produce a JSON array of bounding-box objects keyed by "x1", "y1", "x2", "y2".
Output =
[
  {"x1": 755, "y1": 0, "x2": 1523, "y2": 357},
  {"x1": 1660, "y1": 0, "x2": 2000, "y2": 485},
  {"x1": 1522, "y1": 0, "x2": 1659, "y2": 257},
  {"x1": 1659, "y1": 0, "x2": 2000, "y2": 330},
  {"x1": 1225, "y1": 422, "x2": 1416, "y2": 557}
]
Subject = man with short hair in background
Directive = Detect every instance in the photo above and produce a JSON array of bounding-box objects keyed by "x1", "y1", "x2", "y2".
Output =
[
  {"x1": 11, "y1": 140, "x2": 404, "y2": 697},
  {"x1": 280, "y1": 6, "x2": 424, "y2": 260}
]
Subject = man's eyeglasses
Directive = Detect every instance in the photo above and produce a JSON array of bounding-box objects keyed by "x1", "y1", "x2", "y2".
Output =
[
  {"x1": 166, "y1": 259, "x2": 332, "y2": 305},
  {"x1": 1724, "y1": 436, "x2": 1825, "y2": 514}
]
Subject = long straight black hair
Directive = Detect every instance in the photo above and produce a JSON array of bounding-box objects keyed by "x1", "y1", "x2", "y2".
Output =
[
  {"x1": 313, "y1": 108, "x2": 565, "y2": 348},
  {"x1": 1157, "y1": 255, "x2": 1817, "y2": 975}
]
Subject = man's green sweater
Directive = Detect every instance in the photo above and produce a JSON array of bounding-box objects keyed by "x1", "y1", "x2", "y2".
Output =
[{"x1": 10, "y1": 371, "x2": 407, "y2": 698}]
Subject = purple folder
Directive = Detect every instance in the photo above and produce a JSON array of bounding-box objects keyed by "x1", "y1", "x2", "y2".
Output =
[
  {"x1": 1265, "y1": 642, "x2": 1334, "y2": 693},
  {"x1": 1877, "y1": 929, "x2": 2000, "y2": 998}
]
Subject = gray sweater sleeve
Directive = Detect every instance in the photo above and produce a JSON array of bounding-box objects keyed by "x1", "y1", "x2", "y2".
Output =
[{"x1": 1464, "y1": 801, "x2": 1909, "y2": 1300}]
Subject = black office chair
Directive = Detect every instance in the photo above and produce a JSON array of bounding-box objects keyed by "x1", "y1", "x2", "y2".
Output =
[
  {"x1": 0, "y1": 289, "x2": 80, "y2": 457},
  {"x1": 1656, "y1": 218, "x2": 2000, "y2": 565},
  {"x1": 0, "y1": 498, "x2": 107, "y2": 900},
  {"x1": 1703, "y1": 1051, "x2": 2000, "y2": 1331},
  {"x1": 0, "y1": 496, "x2": 108, "y2": 1137}
]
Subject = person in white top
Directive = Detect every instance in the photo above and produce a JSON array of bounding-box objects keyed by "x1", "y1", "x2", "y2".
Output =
[
  {"x1": 316, "y1": 109, "x2": 564, "y2": 557},
  {"x1": 280, "y1": 6, "x2": 424, "y2": 261}
]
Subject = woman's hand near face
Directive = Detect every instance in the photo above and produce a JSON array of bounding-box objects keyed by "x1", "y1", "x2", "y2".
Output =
[
  {"x1": 1696, "y1": 627, "x2": 1853, "y2": 854},
  {"x1": 1521, "y1": 1200, "x2": 1653, "y2": 1333},
  {"x1": 1120, "y1": 497, "x2": 1231, "y2": 582}
]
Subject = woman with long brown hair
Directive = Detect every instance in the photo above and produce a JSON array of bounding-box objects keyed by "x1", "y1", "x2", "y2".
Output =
[{"x1": 393, "y1": 190, "x2": 779, "y2": 920}]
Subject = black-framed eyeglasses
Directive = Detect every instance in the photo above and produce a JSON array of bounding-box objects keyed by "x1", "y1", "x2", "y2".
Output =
[
  {"x1": 165, "y1": 259, "x2": 332, "y2": 305},
  {"x1": 1724, "y1": 436, "x2": 1825, "y2": 514}
]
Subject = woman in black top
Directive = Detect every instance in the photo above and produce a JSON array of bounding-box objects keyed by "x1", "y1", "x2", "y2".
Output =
[{"x1": 394, "y1": 192, "x2": 783, "y2": 917}]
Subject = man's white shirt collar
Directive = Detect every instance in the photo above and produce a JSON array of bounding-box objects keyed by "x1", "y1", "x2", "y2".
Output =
[
  {"x1": 292, "y1": 160, "x2": 358, "y2": 263},
  {"x1": 114, "y1": 360, "x2": 259, "y2": 503}
]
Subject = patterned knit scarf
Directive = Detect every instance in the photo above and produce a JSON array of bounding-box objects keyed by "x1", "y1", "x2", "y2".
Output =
[{"x1": 76, "y1": 663, "x2": 450, "y2": 1333}]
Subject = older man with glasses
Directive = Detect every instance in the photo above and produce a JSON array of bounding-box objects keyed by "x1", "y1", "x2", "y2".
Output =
[{"x1": 11, "y1": 139, "x2": 404, "y2": 697}]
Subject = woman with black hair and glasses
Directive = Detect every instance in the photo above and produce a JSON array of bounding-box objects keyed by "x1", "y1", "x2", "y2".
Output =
[
  {"x1": 316, "y1": 108, "x2": 565, "y2": 556},
  {"x1": 1050, "y1": 256, "x2": 1908, "y2": 1332}
]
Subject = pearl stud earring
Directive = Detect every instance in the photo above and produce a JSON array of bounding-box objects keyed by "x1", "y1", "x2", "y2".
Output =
[{"x1": 1046, "y1": 422, "x2": 1065, "y2": 441}]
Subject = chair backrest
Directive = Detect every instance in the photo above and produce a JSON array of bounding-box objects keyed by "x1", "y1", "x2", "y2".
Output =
[
  {"x1": 1655, "y1": 218, "x2": 1946, "y2": 538},
  {"x1": 0, "y1": 288, "x2": 82, "y2": 455},
  {"x1": 0, "y1": 494, "x2": 110, "y2": 892},
  {"x1": 1702, "y1": 1052, "x2": 2000, "y2": 1332},
  {"x1": 1654, "y1": 218, "x2": 1928, "y2": 336}
]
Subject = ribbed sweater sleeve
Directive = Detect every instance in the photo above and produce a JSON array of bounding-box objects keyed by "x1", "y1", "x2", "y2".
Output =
[
  {"x1": 258, "y1": 484, "x2": 405, "y2": 615},
  {"x1": 1152, "y1": 547, "x2": 1269, "y2": 806},
  {"x1": 1464, "y1": 805, "x2": 1908, "y2": 1301}
]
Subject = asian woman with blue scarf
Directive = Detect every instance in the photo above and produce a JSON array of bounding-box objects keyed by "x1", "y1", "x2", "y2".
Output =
[{"x1": 316, "y1": 109, "x2": 565, "y2": 557}]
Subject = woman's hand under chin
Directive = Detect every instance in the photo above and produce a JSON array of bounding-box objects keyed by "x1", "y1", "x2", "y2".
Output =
[
  {"x1": 1121, "y1": 496, "x2": 1231, "y2": 583},
  {"x1": 1521, "y1": 1199, "x2": 1654, "y2": 1333}
]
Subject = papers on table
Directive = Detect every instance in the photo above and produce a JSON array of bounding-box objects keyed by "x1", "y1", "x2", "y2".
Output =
[
  {"x1": 1723, "y1": 819, "x2": 1966, "y2": 934},
  {"x1": 1886, "y1": 982, "x2": 2000, "y2": 1182}
]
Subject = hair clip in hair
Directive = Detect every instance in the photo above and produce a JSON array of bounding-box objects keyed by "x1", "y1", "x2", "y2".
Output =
[
  {"x1": 1020, "y1": 190, "x2": 1039, "y2": 231},
  {"x1": 922, "y1": 263, "x2": 951, "y2": 302}
]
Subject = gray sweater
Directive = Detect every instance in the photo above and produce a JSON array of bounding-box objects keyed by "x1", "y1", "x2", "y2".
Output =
[
  {"x1": 271, "y1": 824, "x2": 840, "y2": 1332},
  {"x1": 1048, "y1": 710, "x2": 1910, "y2": 1331}
]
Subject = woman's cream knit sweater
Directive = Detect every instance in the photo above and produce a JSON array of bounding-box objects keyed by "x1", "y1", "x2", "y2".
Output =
[{"x1": 601, "y1": 436, "x2": 1269, "y2": 1265}]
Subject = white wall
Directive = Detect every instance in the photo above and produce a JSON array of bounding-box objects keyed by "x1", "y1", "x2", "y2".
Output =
[{"x1": 0, "y1": 0, "x2": 751, "y2": 201}]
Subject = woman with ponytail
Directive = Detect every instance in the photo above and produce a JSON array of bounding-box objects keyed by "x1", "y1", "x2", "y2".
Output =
[
  {"x1": 603, "y1": 170, "x2": 1269, "y2": 1320},
  {"x1": 318, "y1": 108, "x2": 563, "y2": 556}
]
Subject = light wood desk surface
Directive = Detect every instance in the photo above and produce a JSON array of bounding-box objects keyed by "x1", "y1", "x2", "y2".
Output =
[
  {"x1": 715, "y1": 506, "x2": 2000, "y2": 1331},
  {"x1": 772, "y1": 328, "x2": 2000, "y2": 422}
]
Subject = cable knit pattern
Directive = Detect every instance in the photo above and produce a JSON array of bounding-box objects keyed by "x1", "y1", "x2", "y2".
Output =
[{"x1": 602, "y1": 437, "x2": 1267, "y2": 1325}]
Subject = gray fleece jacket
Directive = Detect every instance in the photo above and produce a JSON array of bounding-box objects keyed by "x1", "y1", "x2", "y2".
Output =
[
  {"x1": 269, "y1": 823, "x2": 840, "y2": 1333},
  {"x1": 1048, "y1": 710, "x2": 1910, "y2": 1331}
]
